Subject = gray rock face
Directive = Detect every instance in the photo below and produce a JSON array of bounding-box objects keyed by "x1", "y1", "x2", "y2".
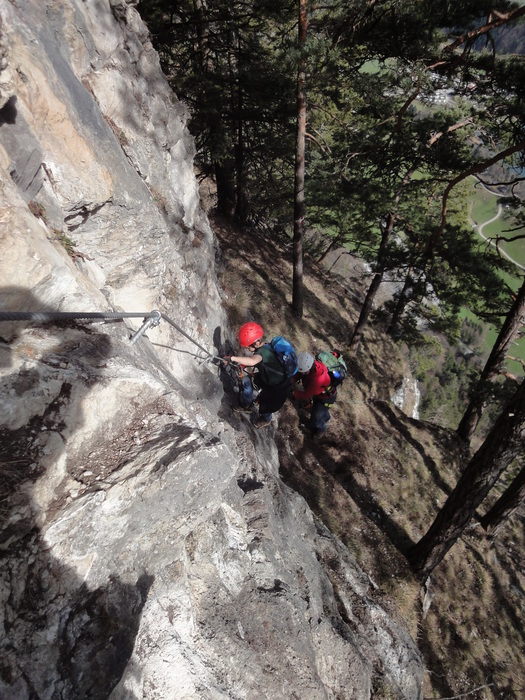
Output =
[{"x1": 0, "y1": 1, "x2": 423, "y2": 698}]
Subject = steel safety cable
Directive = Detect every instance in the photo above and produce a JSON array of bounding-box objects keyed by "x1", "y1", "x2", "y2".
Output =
[{"x1": 0, "y1": 309, "x2": 225, "y2": 364}]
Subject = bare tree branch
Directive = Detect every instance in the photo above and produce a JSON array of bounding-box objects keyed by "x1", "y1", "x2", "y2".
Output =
[
  {"x1": 443, "y1": 7, "x2": 525, "y2": 54},
  {"x1": 495, "y1": 232, "x2": 525, "y2": 244},
  {"x1": 395, "y1": 79, "x2": 423, "y2": 134},
  {"x1": 422, "y1": 139, "x2": 525, "y2": 258},
  {"x1": 475, "y1": 174, "x2": 525, "y2": 188},
  {"x1": 427, "y1": 119, "x2": 473, "y2": 147}
]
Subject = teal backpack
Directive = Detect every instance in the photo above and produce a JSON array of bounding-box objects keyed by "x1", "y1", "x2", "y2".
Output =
[{"x1": 316, "y1": 350, "x2": 347, "y2": 395}]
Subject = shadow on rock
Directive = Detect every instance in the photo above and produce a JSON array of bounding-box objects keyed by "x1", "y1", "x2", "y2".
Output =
[{"x1": 0, "y1": 286, "x2": 150, "y2": 698}]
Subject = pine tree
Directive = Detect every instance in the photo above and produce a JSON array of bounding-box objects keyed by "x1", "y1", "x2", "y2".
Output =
[
  {"x1": 137, "y1": 0, "x2": 297, "y2": 222},
  {"x1": 305, "y1": 0, "x2": 525, "y2": 349},
  {"x1": 292, "y1": 0, "x2": 308, "y2": 319},
  {"x1": 457, "y1": 277, "x2": 525, "y2": 442},
  {"x1": 479, "y1": 461, "x2": 525, "y2": 537},
  {"x1": 407, "y1": 378, "x2": 525, "y2": 581}
]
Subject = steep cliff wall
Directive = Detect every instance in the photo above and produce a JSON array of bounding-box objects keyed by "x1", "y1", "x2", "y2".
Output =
[{"x1": 0, "y1": 1, "x2": 423, "y2": 698}]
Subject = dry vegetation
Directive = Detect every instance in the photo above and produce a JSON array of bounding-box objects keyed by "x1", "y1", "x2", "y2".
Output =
[{"x1": 209, "y1": 198, "x2": 525, "y2": 700}]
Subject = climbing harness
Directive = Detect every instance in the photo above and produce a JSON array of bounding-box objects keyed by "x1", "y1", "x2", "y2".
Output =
[
  {"x1": 0, "y1": 309, "x2": 227, "y2": 367},
  {"x1": 221, "y1": 358, "x2": 259, "y2": 386}
]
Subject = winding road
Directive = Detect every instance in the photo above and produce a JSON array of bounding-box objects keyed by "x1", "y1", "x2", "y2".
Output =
[{"x1": 472, "y1": 184, "x2": 525, "y2": 272}]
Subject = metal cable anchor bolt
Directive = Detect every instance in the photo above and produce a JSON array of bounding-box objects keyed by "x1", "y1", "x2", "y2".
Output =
[{"x1": 130, "y1": 310, "x2": 162, "y2": 345}]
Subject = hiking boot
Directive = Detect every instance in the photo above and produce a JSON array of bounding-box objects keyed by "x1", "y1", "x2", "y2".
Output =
[
  {"x1": 233, "y1": 404, "x2": 254, "y2": 414},
  {"x1": 298, "y1": 421, "x2": 313, "y2": 435},
  {"x1": 299, "y1": 424, "x2": 321, "y2": 441},
  {"x1": 252, "y1": 416, "x2": 271, "y2": 429}
]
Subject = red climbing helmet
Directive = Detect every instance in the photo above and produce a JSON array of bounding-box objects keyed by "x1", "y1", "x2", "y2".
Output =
[{"x1": 238, "y1": 322, "x2": 264, "y2": 347}]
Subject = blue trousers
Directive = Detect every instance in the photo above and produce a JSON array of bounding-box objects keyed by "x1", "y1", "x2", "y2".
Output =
[{"x1": 308, "y1": 398, "x2": 331, "y2": 435}]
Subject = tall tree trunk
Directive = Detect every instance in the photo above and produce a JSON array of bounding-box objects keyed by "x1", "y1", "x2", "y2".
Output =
[
  {"x1": 195, "y1": 0, "x2": 238, "y2": 219},
  {"x1": 387, "y1": 265, "x2": 417, "y2": 336},
  {"x1": 292, "y1": 0, "x2": 307, "y2": 319},
  {"x1": 480, "y1": 463, "x2": 525, "y2": 537},
  {"x1": 350, "y1": 272, "x2": 384, "y2": 351},
  {"x1": 360, "y1": 170, "x2": 414, "y2": 343},
  {"x1": 457, "y1": 277, "x2": 525, "y2": 442},
  {"x1": 316, "y1": 235, "x2": 341, "y2": 265},
  {"x1": 407, "y1": 378, "x2": 525, "y2": 582},
  {"x1": 194, "y1": 0, "x2": 211, "y2": 73},
  {"x1": 234, "y1": 36, "x2": 247, "y2": 224},
  {"x1": 215, "y1": 159, "x2": 236, "y2": 218},
  {"x1": 350, "y1": 212, "x2": 395, "y2": 351}
]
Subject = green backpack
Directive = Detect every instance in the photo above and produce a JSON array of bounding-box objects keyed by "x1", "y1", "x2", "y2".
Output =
[{"x1": 316, "y1": 350, "x2": 347, "y2": 395}]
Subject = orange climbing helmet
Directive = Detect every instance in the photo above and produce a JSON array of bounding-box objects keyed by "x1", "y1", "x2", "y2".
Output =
[{"x1": 238, "y1": 322, "x2": 264, "y2": 347}]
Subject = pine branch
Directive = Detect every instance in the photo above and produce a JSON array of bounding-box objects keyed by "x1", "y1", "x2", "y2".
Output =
[
  {"x1": 422, "y1": 139, "x2": 525, "y2": 259},
  {"x1": 427, "y1": 119, "x2": 473, "y2": 147},
  {"x1": 305, "y1": 130, "x2": 332, "y2": 154}
]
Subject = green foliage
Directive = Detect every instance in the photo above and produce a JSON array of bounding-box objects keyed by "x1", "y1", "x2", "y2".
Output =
[
  {"x1": 304, "y1": 0, "x2": 525, "y2": 345},
  {"x1": 138, "y1": 0, "x2": 297, "y2": 222},
  {"x1": 408, "y1": 336, "x2": 443, "y2": 382},
  {"x1": 54, "y1": 230, "x2": 79, "y2": 258},
  {"x1": 138, "y1": 0, "x2": 525, "y2": 387},
  {"x1": 410, "y1": 319, "x2": 480, "y2": 420},
  {"x1": 461, "y1": 317, "x2": 483, "y2": 347},
  {"x1": 432, "y1": 221, "x2": 515, "y2": 322},
  {"x1": 408, "y1": 310, "x2": 521, "y2": 431}
]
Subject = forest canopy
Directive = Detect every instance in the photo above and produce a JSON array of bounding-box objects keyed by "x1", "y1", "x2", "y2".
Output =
[{"x1": 137, "y1": 0, "x2": 525, "y2": 408}]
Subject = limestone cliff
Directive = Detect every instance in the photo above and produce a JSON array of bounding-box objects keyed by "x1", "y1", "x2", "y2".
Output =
[{"x1": 0, "y1": 1, "x2": 423, "y2": 698}]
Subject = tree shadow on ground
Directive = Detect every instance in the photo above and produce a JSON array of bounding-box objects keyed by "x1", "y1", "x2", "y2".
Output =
[
  {"x1": 212, "y1": 199, "x2": 525, "y2": 700},
  {"x1": 276, "y1": 403, "x2": 415, "y2": 581},
  {"x1": 368, "y1": 399, "x2": 454, "y2": 497},
  {"x1": 310, "y1": 433, "x2": 416, "y2": 556}
]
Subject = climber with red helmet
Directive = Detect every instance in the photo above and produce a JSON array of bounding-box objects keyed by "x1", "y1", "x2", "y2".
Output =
[
  {"x1": 292, "y1": 352, "x2": 333, "y2": 439},
  {"x1": 226, "y1": 322, "x2": 291, "y2": 429},
  {"x1": 238, "y1": 321, "x2": 264, "y2": 349}
]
